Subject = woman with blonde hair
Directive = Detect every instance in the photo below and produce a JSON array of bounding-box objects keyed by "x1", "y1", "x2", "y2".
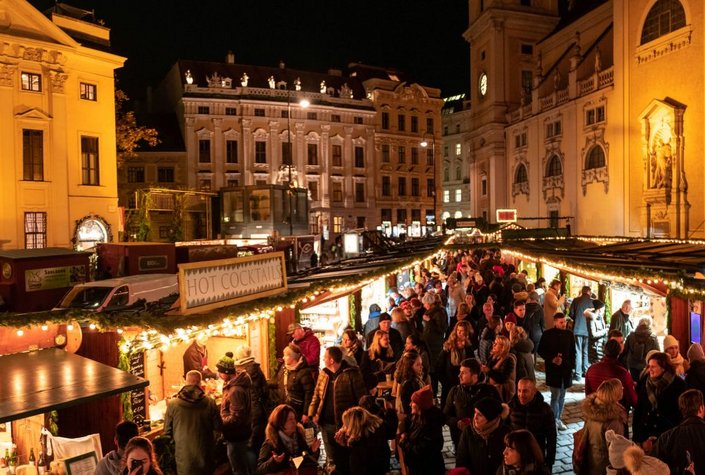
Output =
[
  {"x1": 335, "y1": 406, "x2": 392, "y2": 475},
  {"x1": 577, "y1": 378, "x2": 628, "y2": 475},
  {"x1": 482, "y1": 334, "x2": 517, "y2": 402},
  {"x1": 257, "y1": 404, "x2": 320, "y2": 474},
  {"x1": 390, "y1": 307, "x2": 414, "y2": 342},
  {"x1": 361, "y1": 331, "x2": 396, "y2": 382},
  {"x1": 437, "y1": 320, "x2": 475, "y2": 406}
]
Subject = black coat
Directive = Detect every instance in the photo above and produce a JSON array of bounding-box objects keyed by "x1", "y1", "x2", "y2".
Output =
[
  {"x1": 537, "y1": 328, "x2": 575, "y2": 388},
  {"x1": 238, "y1": 359, "x2": 269, "y2": 448},
  {"x1": 609, "y1": 309, "x2": 634, "y2": 339},
  {"x1": 686, "y1": 359, "x2": 705, "y2": 393},
  {"x1": 512, "y1": 337, "x2": 535, "y2": 383},
  {"x1": 654, "y1": 417, "x2": 705, "y2": 475},
  {"x1": 270, "y1": 358, "x2": 315, "y2": 420},
  {"x1": 348, "y1": 426, "x2": 392, "y2": 475},
  {"x1": 523, "y1": 302, "x2": 544, "y2": 350},
  {"x1": 633, "y1": 373, "x2": 687, "y2": 442},
  {"x1": 422, "y1": 305, "x2": 448, "y2": 370},
  {"x1": 623, "y1": 324, "x2": 660, "y2": 373},
  {"x1": 443, "y1": 382, "x2": 500, "y2": 445},
  {"x1": 400, "y1": 406, "x2": 446, "y2": 475},
  {"x1": 508, "y1": 392, "x2": 556, "y2": 467},
  {"x1": 456, "y1": 420, "x2": 510, "y2": 475}
]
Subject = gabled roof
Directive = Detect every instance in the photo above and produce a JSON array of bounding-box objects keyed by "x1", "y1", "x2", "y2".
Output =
[{"x1": 0, "y1": 0, "x2": 78, "y2": 48}]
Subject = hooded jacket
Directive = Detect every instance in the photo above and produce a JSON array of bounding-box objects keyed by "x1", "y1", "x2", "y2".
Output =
[
  {"x1": 164, "y1": 384, "x2": 221, "y2": 475},
  {"x1": 293, "y1": 328, "x2": 321, "y2": 371},
  {"x1": 221, "y1": 370, "x2": 253, "y2": 442},
  {"x1": 580, "y1": 395, "x2": 628, "y2": 475},
  {"x1": 94, "y1": 449, "x2": 121, "y2": 475},
  {"x1": 508, "y1": 391, "x2": 557, "y2": 467}
]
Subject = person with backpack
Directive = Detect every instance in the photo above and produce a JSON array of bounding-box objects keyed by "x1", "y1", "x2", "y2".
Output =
[{"x1": 621, "y1": 317, "x2": 660, "y2": 381}]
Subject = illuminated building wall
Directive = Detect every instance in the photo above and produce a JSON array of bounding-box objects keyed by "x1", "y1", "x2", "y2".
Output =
[{"x1": 0, "y1": 0, "x2": 124, "y2": 250}]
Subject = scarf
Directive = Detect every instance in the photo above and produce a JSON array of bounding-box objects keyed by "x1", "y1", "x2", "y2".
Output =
[
  {"x1": 278, "y1": 429, "x2": 299, "y2": 455},
  {"x1": 473, "y1": 414, "x2": 501, "y2": 440},
  {"x1": 450, "y1": 342, "x2": 468, "y2": 367},
  {"x1": 646, "y1": 371, "x2": 675, "y2": 408}
]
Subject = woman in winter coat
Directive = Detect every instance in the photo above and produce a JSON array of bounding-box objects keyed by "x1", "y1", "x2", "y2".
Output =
[
  {"x1": 269, "y1": 344, "x2": 315, "y2": 420},
  {"x1": 448, "y1": 302, "x2": 473, "y2": 340},
  {"x1": 403, "y1": 334, "x2": 431, "y2": 380},
  {"x1": 256, "y1": 404, "x2": 320, "y2": 475},
  {"x1": 336, "y1": 406, "x2": 394, "y2": 475},
  {"x1": 584, "y1": 301, "x2": 608, "y2": 364},
  {"x1": 361, "y1": 331, "x2": 397, "y2": 382},
  {"x1": 456, "y1": 396, "x2": 511, "y2": 475},
  {"x1": 622, "y1": 317, "x2": 660, "y2": 381},
  {"x1": 578, "y1": 378, "x2": 628, "y2": 475},
  {"x1": 390, "y1": 307, "x2": 415, "y2": 343},
  {"x1": 395, "y1": 350, "x2": 426, "y2": 418},
  {"x1": 437, "y1": 321, "x2": 475, "y2": 406},
  {"x1": 482, "y1": 334, "x2": 517, "y2": 402},
  {"x1": 399, "y1": 385, "x2": 445, "y2": 475},
  {"x1": 509, "y1": 326, "x2": 535, "y2": 383},
  {"x1": 663, "y1": 334, "x2": 689, "y2": 377},
  {"x1": 446, "y1": 271, "x2": 466, "y2": 321},
  {"x1": 479, "y1": 316, "x2": 503, "y2": 364},
  {"x1": 497, "y1": 429, "x2": 549, "y2": 475},
  {"x1": 686, "y1": 343, "x2": 705, "y2": 393},
  {"x1": 633, "y1": 352, "x2": 687, "y2": 443}
]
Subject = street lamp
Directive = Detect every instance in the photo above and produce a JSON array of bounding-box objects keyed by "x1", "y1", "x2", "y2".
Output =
[
  {"x1": 420, "y1": 133, "x2": 437, "y2": 233},
  {"x1": 283, "y1": 87, "x2": 309, "y2": 236}
]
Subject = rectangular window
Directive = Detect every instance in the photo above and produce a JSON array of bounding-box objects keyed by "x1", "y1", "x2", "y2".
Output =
[
  {"x1": 22, "y1": 129, "x2": 43, "y2": 181},
  {"x1": 455, "y1": 189, "x2": 462, "y2": 202},
  {"x1": 397, "y1": 208, "x2": 407, "y2": 223},
  {"x1": 199, "y1": 139, "x2": 211, "y2": 163},
  {"x1": 411, "y1": 177, "x2": 420, "y2": 196},
  {"x1": 455, "y1": 143, "x2": 462, "y2": 156},
  {"x1": 332, "y1": 144, "x2": 342, "y2": 167},
  {"x1": 521, "y1": 43, "x2": 533, "y2": 55},
  {"x1": 426, "y1": 209, "x2": 435, "y2": 224},
  {"x1": 282, "y1": 142, "x2": 292, "y2": 165},
  {"x1": 255, "y1": 141, "x2": 267, "y2": 163},
  {"x1": 549, "y1": 210, "x2": 559, "y2": 229},
  {"x1": 333, "y1": 216, "x2": 343, "y2": 233},
  {"x1": 586, "y1": 105, "x2": 606, "y2": 125},
  {"x1": 307, "y1": 111, "x2": 318, "y2": 120},
  {"x1": 398, "y1": 114, "x2": 405, "y2": 131},
  {"x1": 398, "y1": 146, "x2": 406, "y2": 163},
  {"x1": 355, "y1": 183, "x2": 365, "y2": 202},
  {"x1": 443, "y1": 190, "x2": 450, "y2": 203},
  {"x1": 157, "y1": 167, "x2": 175, "y2": 183},
  {"x1": 199, "y1": 179, "x2": 212, "y2": 191},
  {"x1": 21, "y1": 72, "x2": 41, "y2": 92},
  {"x1": 411, "y1": 209, "x2": 421, "y2": 222},
  {"x1": 546, "y1": 120, "x2": 562, "y2": 138},
  {"x1": 80, "y1": 82, "x2": 97, "y2": 101},
  {"x1": 354, "y1": 146, "x2": 364, "y2": 168},
  {"x1": 515, "y1": 132, "x2": 527, "y2": 148},
  {"x1": 481, "y1": 176, "x2": 488, "y2": 196},
  {"x1": 381, "y1": 112, "x2": 390, "y2": 130},
  {"x1": 331, "y1": 114, "x2": 341, "y2": 123},
  {"x1": 281, "y1": 110, "x2": 289, "y2": 118},
  {"x1": 411, "y1": 147, "x2": 419, "y2": 165},
  {"x1": 24, "y1": 212, "x2": 47, "y2": 249},
  {"x1": 254, "y1": 108, "x2": 265, "y2": 117},
  {"x1": 81, "y1": 136, "x2": 100, "y2": 185},
  {"x1": 307, "y1": 143, "x2": 318, "y2": 165},
  {"x1": 382, "y1": 144, "x2": 390, "y2": 163},
  {"x1": 309, "y1": 181, "x2": 319, "y2": 201},
  {"x1": 127, "y1": 167, "x2": 145, "y2": 183},
  {"x1": 521, "y1": 70, "x2": 533, "y2": 98},
  {"x1": 382, "y1": 176, "x2": 391, "y2": 197},
  {"x1": 226, "y1": 179, "x2": 239, "y2": 188},
  {"x1": 426, "y1": 148, "x2": 434, "y2": 166},
  {"x1": 596, "y1": 106, "x2": 605, "y2": 123},
  {"x1": 226, "y1": 140, "x2": 238, "y2": 163},
  {"x1": 427, "y1": 178, "x2": 435, "y2": 197},
  {"x1": 426, "y1": 118, "x2": 434, "y2": 134},
  {"x1": 354, "y1": 117, "x2": 363, "y2": 125},
  {"x1": 332, "y1": 182, "x2": 343, "y2": 202},
  {"x1": 410, "y1": 116, "x2": 418, "y2": 133},
  {"x1": 381, "y1": 209, "x2": 392, "y2": 222},
  {"x1": 398, "y1": 177, "x2": 406, "y2": 196},
  {"x1": 225, "y1": 107, "x2": 237, "y2": 116},
  {"x1": 198, "y1": 106, "x2": 210, "y2": 114}
]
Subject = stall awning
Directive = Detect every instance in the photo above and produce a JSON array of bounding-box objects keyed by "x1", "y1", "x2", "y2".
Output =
[{"x1": 0, "y1": 348, "x2": 148, "y2": 424}]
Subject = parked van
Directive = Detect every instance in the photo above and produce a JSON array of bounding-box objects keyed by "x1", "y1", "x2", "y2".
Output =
[{"x1": 54, "y1": 274, "x2": 178, "y2": 312}]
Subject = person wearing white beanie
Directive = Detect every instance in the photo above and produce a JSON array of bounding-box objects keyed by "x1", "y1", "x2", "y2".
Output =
[
  {"x1": 663, "y1": 334, "x2": 689, "y2": 377},
  {"x1": 605, "y1": 430, "x2": 670, "y2": 474}
]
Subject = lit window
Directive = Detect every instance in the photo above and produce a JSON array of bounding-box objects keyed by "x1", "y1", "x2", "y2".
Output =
[
  {"x1": 81, "y1": 136, "x2": 100, "y2": 185},
  {"x1": 24, "y1": 212, "x2": 47, "y2": 249},
  {"x1": 455, "y1": 189, "x2": 462, "y2": 202},
  {"x1": 333, "y1": 216, "x2": 343, "y2": 233},
  {"x1": 80, "y1": 82, "x2": 97, "y2": 101},
  {"x1": 21, "y1": 72, "x2": 41, "y2": 92},
  {"x1": 455, "y1": 143, "x2": 462, "y2": 156},
  {"x1": 443, "y1": 190, "x2": 450, "y2": 203}
]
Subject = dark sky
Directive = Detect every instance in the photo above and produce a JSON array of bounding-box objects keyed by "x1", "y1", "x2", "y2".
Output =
[{"x1": 31, "y1": 0, "x2": 470, "y2": 99}]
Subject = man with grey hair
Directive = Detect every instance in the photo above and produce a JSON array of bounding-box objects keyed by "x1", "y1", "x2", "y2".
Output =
[
  {"x1": 164, "y1": 370, "x2": 222, "y2": 475},
  {"x1": 610, "y1": 300, "x2": 634, "y2": 340},
  {"x1": 422, "y1": 291, "x2": 447, "y2": 395}
]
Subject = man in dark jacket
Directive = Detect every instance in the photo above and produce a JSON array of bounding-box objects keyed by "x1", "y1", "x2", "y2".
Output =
[
  {"x1": 306, "y1": 346, "x2": 366, "y2": 475},
  {"x1": 569, "y1": 285, "x2": 593, "y2": 379},
  {"x1": 234, "y1": 346, "x2": 269, "y2": 460},
  {"x1": 654, "y1": 389, "x2": 705, "y2": 474},
  {"x1": 523, "y1": 291, "x2": 545, "y2": 354},
  {"x1": 508, "y1": 378, "x2": 556, "y2": 471},
  {"x1": 537, "y1": 312, "x2": 575, "y2": 431},
  {"x1": 443, "y1": 358, "x2": 500, "y2": 447},
  {"x1": 421, "y1": 292, "x2": 448, "y2": 394},
  {"x1": 218, "y1": 352, "x2": 253, "y2": 475},
  {"x1": 610, "y1": 300, "x2": 634, "y2": 339},
  {"x1": 164, "y1": 370, "x2": 221, "y2": 475}
]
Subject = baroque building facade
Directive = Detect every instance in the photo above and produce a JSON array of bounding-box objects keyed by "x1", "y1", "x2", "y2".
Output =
[
  {"x1": 149, "y1": 58, "x2": 442, "y2": 240},
  {"x1": 463, "y1": 0, "x2": 703, "y2": 238},
  {"x1": 0, "y1": 0, "x2": 125, "y2": 250},
  {"x1": 441, "y1": 94, "x2": 473, "y2": 221}
]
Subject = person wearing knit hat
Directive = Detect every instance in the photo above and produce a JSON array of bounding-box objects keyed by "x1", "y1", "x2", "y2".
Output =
[
  {"x1": 663, "y1": 334, "x2": 689, "y2": 377},
  {"x1": 216, "y1": 352, "x2": 236, "y2": 374},
  {"x1": 585, "y1": 299, "x2": 608, "y2": 364},
  {"x1": 398, "y1": 384, "x2": 445, "y2": 474},
  {"x1": 686, "y1": 343, "x2": 705, "y2": 392},
  {"x1": 456, "y1": 396, "x2": 511, "y2": 475},
  {"x1": 218, "y1": 351, "x2": 253, "y2": 475}
]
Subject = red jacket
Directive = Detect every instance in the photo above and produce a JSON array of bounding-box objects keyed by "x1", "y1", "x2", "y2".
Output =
[
  {"x1": 294, "y1": 328, "x2": 321, "y2": 370},
  {"x1": 585, "y1": 356, "x2": 637, "y2": 408}
]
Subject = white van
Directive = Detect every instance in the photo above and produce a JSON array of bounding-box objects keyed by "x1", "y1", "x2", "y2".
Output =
[{"x1": 55, "y1": 274, "x2": 178, "y2": 312}]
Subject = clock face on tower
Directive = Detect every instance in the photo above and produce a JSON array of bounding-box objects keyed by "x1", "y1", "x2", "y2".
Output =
[{"x1": 479, "y1": 73, "x2": 488, "y2": 97}]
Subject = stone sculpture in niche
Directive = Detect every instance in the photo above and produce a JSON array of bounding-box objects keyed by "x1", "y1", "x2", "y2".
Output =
[{"x1": 649, "y1": 120, "x2": 673, "y2": 190}]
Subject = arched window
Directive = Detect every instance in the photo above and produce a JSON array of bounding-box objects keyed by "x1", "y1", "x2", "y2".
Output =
[
  {"x1": 641, "y1": 0, "x2": 686, "y2": 45},
  {"x1": 443, "y1": 167, "x2": 450, "y2": 182},
  {"x1": 514, "y1": 164, "x2": 528, "y2": 184},
  {"x1": 455, "y1": 167, "x2": 462, "y2": 180},
  {"x1": 585, "y1": 146, "x2": 606, "y2": 170},
  {"x1": 545, "y1": 155, "x2": 562, "y2": 177}
]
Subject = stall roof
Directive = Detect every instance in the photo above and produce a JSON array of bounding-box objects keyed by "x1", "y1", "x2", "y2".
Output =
[
  {"x1": 0, "y1": 348, "x2": 148, "y2": 424},
  {"x1": 0, "y1": 248, "x2": 88, "y2": 260}
]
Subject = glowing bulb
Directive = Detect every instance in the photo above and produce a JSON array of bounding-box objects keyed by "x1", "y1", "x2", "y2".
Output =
[
  {"x1": 89, "y1": 323, "x2": 96, "y2": 330},
  {"x1": 41, "y1": 325, "x2": 48, "y2": 331},
  {"x1": 16, "y1": 329, "x2": 23, "y2": 336},
  {"x1": 67, "y1": 324, "x2": 74, "y2": 331}
]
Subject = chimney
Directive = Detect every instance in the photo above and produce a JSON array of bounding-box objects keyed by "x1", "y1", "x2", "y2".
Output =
[{"x1": 226, "y1": 51, "x2": 235, "y2": 64}]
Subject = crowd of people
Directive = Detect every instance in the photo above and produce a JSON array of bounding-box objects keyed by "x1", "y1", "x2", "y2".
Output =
[{"x1": 97, "y1": 248, "x2": 705, "y2": 475}]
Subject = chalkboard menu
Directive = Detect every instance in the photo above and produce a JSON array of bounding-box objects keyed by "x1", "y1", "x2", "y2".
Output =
[{"x1": 129, "y1": 351, "x2": 146, "y2": 426}]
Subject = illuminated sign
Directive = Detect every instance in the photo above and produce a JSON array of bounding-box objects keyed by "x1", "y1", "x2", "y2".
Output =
[
  {"x1": 25, "y1": 265, "x2": 87, "y2": 292},
  {"x1": 496, "y1": 209, "x2": 518, "y2": 223},
  {"x1": 178, "y1": 252, "x2": 287, "y2": 314}
]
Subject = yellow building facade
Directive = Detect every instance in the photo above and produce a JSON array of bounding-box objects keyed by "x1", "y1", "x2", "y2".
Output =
[{"x1": 0, "y1": 0, "x2": 124, "y2": 250}]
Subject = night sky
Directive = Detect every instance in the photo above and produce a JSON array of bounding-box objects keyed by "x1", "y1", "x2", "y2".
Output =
[{"x1": 30, "y1": 0, "x2": 470, "y2": 99}]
